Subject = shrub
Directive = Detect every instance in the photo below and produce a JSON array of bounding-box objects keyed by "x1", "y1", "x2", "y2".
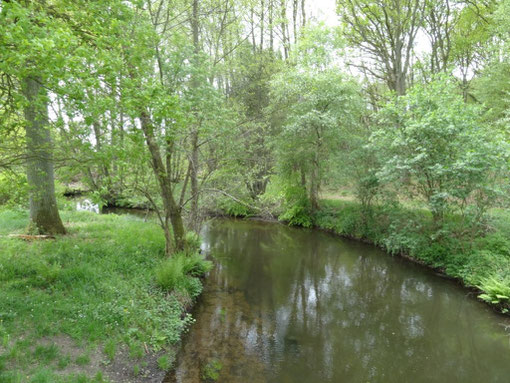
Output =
[
  {"x1": 475, "y1": 233, "x2": 510, "y2": 258},
  {"x1": 181, "y1": 252, "x2": 212, "y2": 277},
  {"x1": 182, "y1": 277, "x2": 203, "y2": 299},
  {"x1": 157, "y1": 353, "x2": 174, "y2": 371},
  {"x1": 184, "y1": 231, "x2": 201, "y2": 253},
  {"x1": 278, "y1": 184, "x2": 313, "y2": 228},
  {"x1": 0, "y1": 172, "x2": 28, "y2": 208},
  {"x1": 219, "y1": 199, "x2": 253, "y2": 217}
]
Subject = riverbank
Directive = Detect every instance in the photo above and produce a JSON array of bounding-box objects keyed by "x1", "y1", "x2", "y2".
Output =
[
  {"x1": 0, "y1": 210, "x2": 205, "y2": 382},
  {"x1": 310, "y1": 200, "x2": 510, "y2": 314},
  {"x1": 216, "y1": 198, "x2": 510, "y2": 314}
]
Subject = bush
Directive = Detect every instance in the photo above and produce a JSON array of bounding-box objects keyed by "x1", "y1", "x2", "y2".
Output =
[
  {"x1": 155, "y1": 256, "x2": 187, "y2": 292},
  {"x1": 181, "y1": 252, "x2": 213, "y2": 277},
  {"x1": 478, "y1": 277, "x2": 510, "y2": 310},
  {"x1": 184, "y1": 231, "x2": 201, "y2": 253},
  {"x1": 475, "y1": 233, "x2": 510, "y2": 258},
  {"x1": 278, "y1": 183, "x2": 313, "y2": 228}
]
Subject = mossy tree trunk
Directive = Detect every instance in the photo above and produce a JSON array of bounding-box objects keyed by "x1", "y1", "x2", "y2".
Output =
[
  {"x1": 140, "y1": 111, "x2": 185, "y2": 254},
  {"x1": 22, "y1": 76, "x2": 66, "y2": 235}
]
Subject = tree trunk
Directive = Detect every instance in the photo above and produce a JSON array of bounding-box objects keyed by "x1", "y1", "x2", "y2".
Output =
[
  {"x1": 190, "y1": 129, "x2": 200, "y2": 232},
  {"x1": 260, "y1": 0, "x2": 265, "y2": 50},
  {"x1": 310, "y1": 152, "x2": 320, "y2": 213},
  {"x1": 22, "y1": 76, "x2": 66, "y2": 235},
  {"x1": 269, "y1": 0, "x2": 274, "y2": 51},
  {"x1": 140, "y1": 111, "x2": 185, "y2": 253},
  {"x1": 293, "y1": 0, "x2": 298, "y2": 44},
  {"x1": 300, "y1": 164, "x2": 306, "y2": 187},
  {"x1": 280, "y1": 0, "x2": 289, "y2": 59},
  {"x1": 301, "y1": 0, "x2": 306, "y2": 27},
  {"x1": 189, "y1": 0, "x2": 201, "y2": 232}
]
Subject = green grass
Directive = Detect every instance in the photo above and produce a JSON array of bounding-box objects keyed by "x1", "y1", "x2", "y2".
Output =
[
  {"x1": 0, "y1": 210, "x2": 204, "y2": 382},
  {"x1": 155, "y1": 252, "x2": 212, "y2": 300},
  {"x1": 311, "y1": 199, "x2": 510, "y2": 314}
]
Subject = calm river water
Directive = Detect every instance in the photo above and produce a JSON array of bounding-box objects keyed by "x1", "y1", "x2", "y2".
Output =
[{"x1": 168, "y1": 219, "x2": 510, "y2": 383}]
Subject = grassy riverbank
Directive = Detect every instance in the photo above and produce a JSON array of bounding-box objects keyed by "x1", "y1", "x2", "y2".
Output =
[
  {"x1": 311, "y1": 200, "x2": 510, "y2": 314},
  {"x1": 218, "y1": 197, "x2": 510, "y2": 314},
  {"x1": 0, "y1": 210, "x2": 207, "y2": 383}
]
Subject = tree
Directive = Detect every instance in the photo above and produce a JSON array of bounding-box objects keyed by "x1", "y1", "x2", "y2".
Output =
[
  {"x1": 270, "y1": 67, "x2": 363, "y2": 212},
  {"x1": 337, "y1": 0, "x2": 425, "y2": 95},
  {"x1": 372, "y1": 75, "x2": 506, "y2": 224},
  {"x1": 423, "y1": 0, "x2": 457, "y2": 74},
  {"x1": 22, "y1": 76, "x2": 66, "y2": 234},
  {"x1": 0, "y1": 1, "x2": 82, "y2": 234}
]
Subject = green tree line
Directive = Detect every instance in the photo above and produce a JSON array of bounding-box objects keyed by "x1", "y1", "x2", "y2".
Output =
[{"x1": 1, "y1": 0, "x2": 509, "y2": 259}]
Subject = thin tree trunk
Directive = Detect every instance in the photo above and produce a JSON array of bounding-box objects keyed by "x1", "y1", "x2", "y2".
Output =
[
  {"x1": 293, "y1": 0, "x2": 297, "y2": 44},
  {"x1": 269, "y1": 0, "x2": 274, "y2": 52},
  {"x1": 301, "y1": 0, "x2": 306, "y2": 27},
  {"x1": 280, "y1": 0, "x2": 288, "y2": 59},
  {"x1": 260, "y1": 0, "x2": 265, "y2": 50},
  {"x1": 300, "y1": 164, "x2": 306, "y2": 187},
  {"x1": 140, "y1": 111, "x2": 185, "y2": 253},
  {"x1": 250, "y1": 5, "x2": 256, "y2": 52},
  {"x1": 190, "y1": 0, "x2": 201, "y2": 232},
  {"x1": 310, "y1": 155, "x2": 319, "y2": 213},
  {"x1": 22, "y1": 76, "x2": 66, "y2": 235}
]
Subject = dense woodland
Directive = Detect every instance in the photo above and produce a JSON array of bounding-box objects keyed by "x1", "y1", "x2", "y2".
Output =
[
  {"x1": 2, "y1": 0, "x2": 510, "y2": 380},
  {"x1": 2, "y1": 0, "x2": 510, "y2": 293}
]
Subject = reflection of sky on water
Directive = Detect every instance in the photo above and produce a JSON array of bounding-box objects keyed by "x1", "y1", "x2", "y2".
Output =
[{"x1": 172, "y1": 220, "x2": 510, "y2": 383}]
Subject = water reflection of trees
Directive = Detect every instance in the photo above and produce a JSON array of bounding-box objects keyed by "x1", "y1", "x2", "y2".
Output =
[{"x1": 175, "y1": 220, "x2": 510, "y2": 383}]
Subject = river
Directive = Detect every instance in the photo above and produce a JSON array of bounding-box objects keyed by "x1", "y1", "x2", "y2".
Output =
[{"x1": 166, "y1": 218, "x2": 510, "y2": 382}]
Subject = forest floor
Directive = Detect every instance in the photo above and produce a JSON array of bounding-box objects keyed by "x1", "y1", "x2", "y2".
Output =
[{"x1": 0, "y1": 210, "x2": 189, "y2": 383}]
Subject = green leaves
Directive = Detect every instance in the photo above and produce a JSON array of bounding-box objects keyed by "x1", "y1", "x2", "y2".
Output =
[{"x1": 372, "y1": 75, "x2": 508, "y2": 222}]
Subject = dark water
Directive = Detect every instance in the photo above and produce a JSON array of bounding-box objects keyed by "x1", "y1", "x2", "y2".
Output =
[{"x1": 169, "y1": 219, "x2": 510, "y2": 383}]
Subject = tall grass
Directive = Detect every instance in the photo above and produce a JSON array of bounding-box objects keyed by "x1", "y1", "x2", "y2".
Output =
[{"x1": 155, "y1": 252, "x2": 212, "y2": 299}]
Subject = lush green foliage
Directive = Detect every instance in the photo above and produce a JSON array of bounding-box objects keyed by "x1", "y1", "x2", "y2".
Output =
[
  {"x1": 0, "y1": 210, "x2": 201, "y2": 381},
  {"x1": 372, "y1": 76, "x2": 508, "y2": 223},
  {"x1": 269, "y1": 60, "x2": 363, "y2": 212},
  {"x1": 2, "y1": 3, "x2": 510, "y2": 381},
  {"x1": 155, "y1": 252, "x2": 212, "y2": 298}
]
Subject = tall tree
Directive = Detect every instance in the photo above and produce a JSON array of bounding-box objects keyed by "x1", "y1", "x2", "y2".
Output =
[
  {"x1": 0, "y1": 1, "x2": 73, "y2": 234},
  {"x1": 337, "y1": 0, "x2": 425, "y2": 95},
  {"x1": 423, "y1": 0, "x2": 457, "y2": 74},
  {"x1": 22, "y1": 76, "x2": 66, "y2": 234},
  {"x1": 271, "y1": 67, "x2": 363, "y2": 212}
]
